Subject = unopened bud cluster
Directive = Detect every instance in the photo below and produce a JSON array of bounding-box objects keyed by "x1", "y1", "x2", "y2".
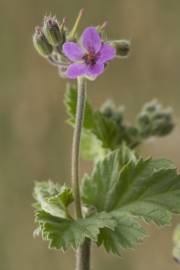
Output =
[
  {"x1": 33, "y1": 15, "x2": 70, "y2": 77},
  {"x1": 100, "y1": 99, "x2": 174, "y2": 149},
  {"x1": 101, "y1": 100, "x2": 124, "y2": 125},
  {"x1": 136, "y1": 99, "x2": 174, "y2": 137},
  {"x1": 33, "y1": 17, "x2": 65, "y2": 57}
]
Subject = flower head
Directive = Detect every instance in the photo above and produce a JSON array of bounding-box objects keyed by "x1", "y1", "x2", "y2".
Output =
[{"x1": 62, "y1": 27, "x2": 116, "y2": 80}]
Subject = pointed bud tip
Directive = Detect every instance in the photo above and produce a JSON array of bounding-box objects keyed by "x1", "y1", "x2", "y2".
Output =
[
  {"x1": 34, "y1": 26, "x2": 42, "y2": 35},
  {"x1": 62, "y1": 17, "x2": 67, "y2": 24},
  {"x1": 101, "y1": 21, "x2": 109, "y2": 29},
  {"x1": 79, "y1": 8, "x2": 85, "y2": 15}
]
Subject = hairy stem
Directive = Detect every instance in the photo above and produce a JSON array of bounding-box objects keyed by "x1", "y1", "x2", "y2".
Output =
[
  {"x1": 71, "y1": 77, "x2": 86, "y2": 219},
  {"x1": 76, "y1": 239, "x2": 91, "y2": 270},
  {"x1": 71, "y1": 77, "x2": 91, "y2": 270}
]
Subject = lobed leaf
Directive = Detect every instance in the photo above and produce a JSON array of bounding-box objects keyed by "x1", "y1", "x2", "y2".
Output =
[
  {"x1": 35, "y1": 210, "x2": 116, "y2": 250},
  {"x1": 97, "y1": 212, "x2": 147, "y2": 254},
  {"x1": 82, "y1": 148, "x2": 180, "y2": 253}
]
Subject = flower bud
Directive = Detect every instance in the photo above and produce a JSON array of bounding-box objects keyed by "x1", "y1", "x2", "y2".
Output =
[
  {"x1": 101, "y1": 100, "x2": 115, "y2": 118},
  {"x1": 152, "y1": 111, "x2": 174, "y2": 136},
  {"x1": 137, "y1": 112, "x2": 151, "y2": 137},
  {"x1": 143, "y1": 99, "x2": 160, "y2": 113},
  {"x1": 137, "y1": 113, "x2": 151, "y2": 126},
  {"x1": 111, "y1": 40, "x2": 131, "y2": 58},
  {"x1": 127, "y1": 126, "x2": 140, "y2": 140},
  {"x1": 43, "y1": 16, "x2": 63, "y2": 46},
  {"x1": 33, "y1": 27, "x2": 53, "y2": 57},
  {"x1": 137, "y1": 100, "x2": 174, "y2": 137},
  {"x1": 101, "y1": 100, "x2": 124, "y2": 125}
]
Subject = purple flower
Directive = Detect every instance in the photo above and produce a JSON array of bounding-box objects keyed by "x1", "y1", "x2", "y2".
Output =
[{"x1": 62, "y1": 27, "x2": 116, "y2": 80}]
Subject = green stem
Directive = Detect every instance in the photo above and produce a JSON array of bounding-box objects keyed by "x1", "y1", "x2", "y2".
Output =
[
  {"x1": 76, "y1": 239, "x2": 91, "y2": 270},
  {"x1": 71, "y1": 77, "x2": 91, "y2": 270},
  {"x1": 71, "y1": 77, "x2": 86, "y2": 219}
]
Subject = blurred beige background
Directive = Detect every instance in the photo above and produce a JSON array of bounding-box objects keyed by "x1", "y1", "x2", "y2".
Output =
[{"x1": 0, "y1": 0, "x2": 180, "y2": 269}]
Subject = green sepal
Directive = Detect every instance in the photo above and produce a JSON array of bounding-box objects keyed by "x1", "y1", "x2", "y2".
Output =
[
  {"x1": 43, "y1": 16, "x2": 63, "y2": 47},
  {"x1": 33, "y1": 27, "x2": 53, "y2": 57}
]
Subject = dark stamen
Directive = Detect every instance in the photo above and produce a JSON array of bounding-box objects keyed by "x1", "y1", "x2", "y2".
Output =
[{"x1": 83, "y1": 52, "x2": 96, "y2": 66}]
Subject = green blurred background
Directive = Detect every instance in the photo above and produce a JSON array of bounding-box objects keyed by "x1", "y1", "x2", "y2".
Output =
[{"x1": 0, "y1": 0, "x2": 180, "y2": 269}]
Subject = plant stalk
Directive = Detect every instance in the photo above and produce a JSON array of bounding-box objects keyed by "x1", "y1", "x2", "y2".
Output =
[
  {"x1": 76, "y1": 239, "x2": 91, "y2": 270},
  {"x1": 71, "y1": 76, "x2": 86, "y2": 219},
  {"x1": 71, "y1": 77, "x2": 91, "y2": 270}
]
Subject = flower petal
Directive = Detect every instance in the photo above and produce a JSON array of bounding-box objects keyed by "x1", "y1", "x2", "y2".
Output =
[
  {"x1": 81, "y1": 27, "x2": 101, "y2": 53},
  {"x1": 66, "y1": 63, "x2": 87, "y2": 79},
  {"x1": 63, "y1": 42, "x2": 84, "y2": 61},
  {"x1": 87, "y1": 63, "x2": 104, "y2": 79},
  {"x1": 97, "y1": 43, "x2": 116, "y2": 64}
]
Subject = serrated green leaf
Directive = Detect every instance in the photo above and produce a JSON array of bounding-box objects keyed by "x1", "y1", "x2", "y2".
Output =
[
  {"x1": 80, "y1": 130, "x2": 108, "y2": 161},
  {"x1": 34, "y1": 181, "x2": 73, "y2": 218},
  {"x1": 56, "y1": 185, "x2": 74, "y2": 207},
  {"x1": 93, "y1": 111, "x2": 123, "y2": 150},
  {"x1": 117, "y1": 142, "x2": 137, "y2": 166},
  {"x1": 82, "y1": 148, "x2": 180, "y2": 253},
  {"x1": 113, "y1": 159, "x2": 179, "y2": 225},
  {"x1": 82, "y1": 148, "x2": 137, "y2": 212},
  {"x1": 35, "y1": 210, "x2": 116, "y2": 250},
  {"x1": 64, "y1": 84, "x2": 95, "y2": 130},
  {"x1": 97, "y1": 212, "x2": 147, "y2": 254}
]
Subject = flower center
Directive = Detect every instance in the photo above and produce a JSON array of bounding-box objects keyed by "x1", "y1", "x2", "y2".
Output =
[{"x1": 83, "y1": 52, "x2": 96, "y2": 66}]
